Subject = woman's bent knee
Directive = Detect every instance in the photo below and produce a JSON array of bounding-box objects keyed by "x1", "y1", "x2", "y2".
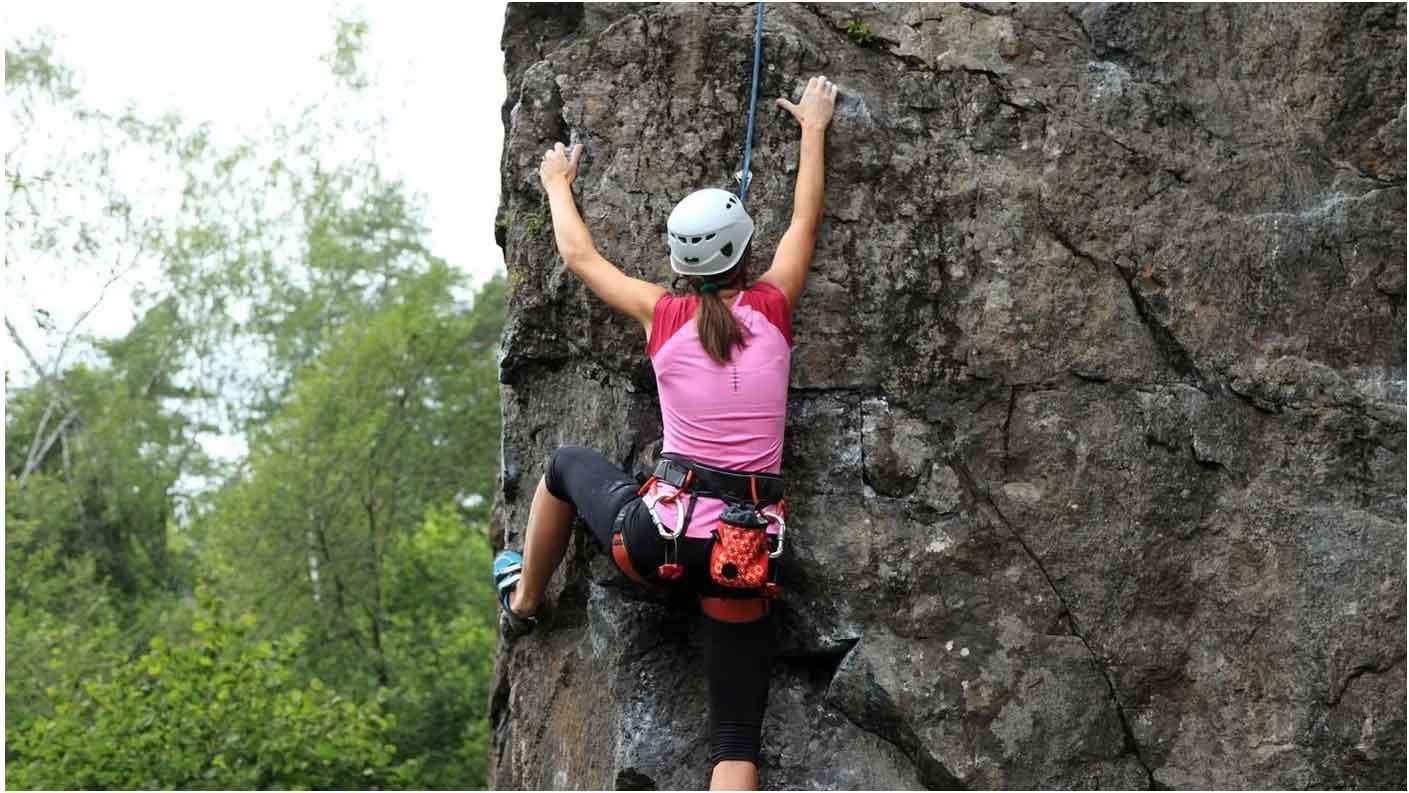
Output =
[{"x1": 543, "y1": 445, "x2": 589, "y2": 502}]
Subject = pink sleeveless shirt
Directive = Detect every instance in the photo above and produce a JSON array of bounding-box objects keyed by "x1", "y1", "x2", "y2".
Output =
[{"x1": 645, "y1": 281, "x2": 792, "y2": 539}]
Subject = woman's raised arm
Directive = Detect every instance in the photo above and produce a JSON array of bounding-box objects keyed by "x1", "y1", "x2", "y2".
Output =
[
  {"x1": 539, "y1": 142, "x2": 665, "y2": 333},
  {"x1": 759, "y1": 76, "x2": 838, "y2": 307}
]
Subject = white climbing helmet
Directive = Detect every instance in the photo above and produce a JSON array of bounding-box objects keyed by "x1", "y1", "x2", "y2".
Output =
[{"x1": 666, "y1": 188, "x2": 754, "y2": 277}]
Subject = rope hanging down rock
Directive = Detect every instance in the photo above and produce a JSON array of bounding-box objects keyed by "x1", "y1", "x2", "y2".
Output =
[{"x1": 737, "y1": 1, "x2": 765, "y2": 203}]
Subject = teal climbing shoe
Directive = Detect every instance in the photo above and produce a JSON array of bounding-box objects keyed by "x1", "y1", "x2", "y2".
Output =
[{"x1": 493, "y1": 550, "x2": 537, "y2": 638}]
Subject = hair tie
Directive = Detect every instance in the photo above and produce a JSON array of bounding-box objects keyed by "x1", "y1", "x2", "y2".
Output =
[{"x1": 696, "y1": 281, "x2": 720, "y2": 295}]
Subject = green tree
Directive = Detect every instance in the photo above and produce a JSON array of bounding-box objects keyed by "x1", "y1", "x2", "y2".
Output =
[
  {"x1": 195, "y1": 270, "x2": 502, "y2": 788},
  {"x1": 381, "y1": 505, "x2": 498, "y2": 788},
  {"x1": 7, "y1": 299, "x2": 203, "y2": 593},
  {"x1": 6, "y1": 589, "x2": 414, "y2": 790},
  {"x1": 200, "y1": 270, "x2": 502, "y2": 690},
  {"x1": 6, "y1": 19, "x2": 505, "y2": 789}
]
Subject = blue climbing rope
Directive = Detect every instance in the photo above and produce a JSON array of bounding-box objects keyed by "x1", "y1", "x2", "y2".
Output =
[{"x1": 738, "y1": 1, "x2": 765, "y2": 203}]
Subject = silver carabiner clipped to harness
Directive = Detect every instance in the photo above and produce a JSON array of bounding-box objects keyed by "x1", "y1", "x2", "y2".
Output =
[
  {"x1": 642, "y1": 481, "x2": 692, "y2": 540},
  {"x1": 762, "y1": 508, "x2": 786, "y2": 559}
]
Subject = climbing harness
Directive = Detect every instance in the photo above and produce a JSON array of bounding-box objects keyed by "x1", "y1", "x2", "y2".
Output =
[
  {"x1": 736, "y1": 1, "x2": 765, "y2": 202},
  {"x1": 619, "y1": 454, "x2": 787, "y2": 623}
]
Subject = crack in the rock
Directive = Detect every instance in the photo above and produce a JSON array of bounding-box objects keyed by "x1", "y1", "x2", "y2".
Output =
[
  {"x1": 818, "y1": 637, "x2": 966, "y2": 789},
  {"x1": 844, "y1": 712, "x2": 966, "y2": 791},
  {"x1": 831, "y1": 672, "x2": 967, "y2": 790},
  {"x1": 1330, "y1": 655, "x2": 1407, "y2": 707},
  {"x1": 877, "y1": 39, "x2": 934, "y2": 72},
  {"x1": 1070, "y1": 368, "x2": 1114, "y2": 383},
  {"x1": 1090, "y1": 126, "x2": 1145, "y2": 160},
  {"x1": 959, "y1": 3, "x2": 1016, "y2": 18},
  {"x1": 788, "y1": 383, "x2": 885, "y2": 398},
  {"x1": 1037, "y1": 196, "x2": 1208, "y2": 393},
  {"x1": 778, "y1": 638, "x2": 860, "y2": 688},
  {"x1": 1063, "y1": 6, "x2": 1094, "y2": 50},
  {"x1": 1225, "y1": 382, "x2": 1282, "y2": 415},
  {"x1": 1169, "y1": 98, "x2": 1229, "y2": 142},
  {"x1": 1001, "y1": 385, "x2": 1018, "y2": 477},
  {"x1": 952, "y1": 64, "x2": 1009, "y2": 82},
  {"x1": 1326, "y1": 239, "x2": 1352, "y2": 287},
  {"x1": 946, "y1": 458, "x2": 1157, "y2": 788},
  {"x1": 1132, "y1": 174, "x2": 1184, "y2": 212}
]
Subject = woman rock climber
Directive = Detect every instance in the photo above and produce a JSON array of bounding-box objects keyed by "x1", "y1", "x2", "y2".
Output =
[{"x1": 493, "y1": 74, "x2": 838, "y2": 790}]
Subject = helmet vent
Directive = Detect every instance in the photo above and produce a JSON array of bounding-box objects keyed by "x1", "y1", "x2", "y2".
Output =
[
  {"x1": 721, "y1": 242, "x2": 734, "y2": 258},
  {"x1": 705, "y1": 233, "x2": 716, "y2": 241},
  {"x1": 691, "y1": 236, "x2": 701, "y2": 243},
  {"x1": 684, "y1": 256, "x2": 700, "y2": 264}
]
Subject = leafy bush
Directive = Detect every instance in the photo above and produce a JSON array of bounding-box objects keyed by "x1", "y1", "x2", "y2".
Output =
[
  {"x1": 4, "y1": 504, "x2": 127, "y2": 733},
  {"x1": 6, "y1": 589, "x2": 414, "y2": 790}
]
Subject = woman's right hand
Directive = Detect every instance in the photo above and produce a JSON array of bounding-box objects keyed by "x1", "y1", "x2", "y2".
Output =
[
  {"x1": 776, "y1": 75, "x2": 839, "y2": 131},
  {"x1": 539, "y1": 142, "x2": 583, "y2": 192}
]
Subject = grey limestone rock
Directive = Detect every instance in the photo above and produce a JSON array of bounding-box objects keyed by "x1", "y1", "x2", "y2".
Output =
[{"x1": 491, "y1": 3, "x2": 1405, "y2": 789}]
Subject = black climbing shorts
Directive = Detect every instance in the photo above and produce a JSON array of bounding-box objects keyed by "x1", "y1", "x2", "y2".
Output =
[{"x1": 544, "y1": 444, "x2": 778, "y2": 765}]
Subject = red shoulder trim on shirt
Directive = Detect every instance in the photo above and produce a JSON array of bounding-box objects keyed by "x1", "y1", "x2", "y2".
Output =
[
  {"x1": 647, "y1": 292, "x2": 698, "y2": 358},
  {"x1": 740, "y1": 281, "x2": 793, "y2": 346}
]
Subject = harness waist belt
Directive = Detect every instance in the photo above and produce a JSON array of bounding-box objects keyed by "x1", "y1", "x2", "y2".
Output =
[{"x1": 656, "y1": 454, "x2": 784, "y2": 504}]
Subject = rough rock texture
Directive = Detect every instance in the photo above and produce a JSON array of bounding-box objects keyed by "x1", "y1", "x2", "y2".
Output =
[{"x1": 491, "y1": 3, "x2": 1406, "y2": 789}]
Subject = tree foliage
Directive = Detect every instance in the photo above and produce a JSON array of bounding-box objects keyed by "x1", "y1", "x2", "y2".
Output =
[
  {"x1": 200, "y1": 268, "x2": 502, "y2": 693},
  {"x1": 6, "y1": 19, "x2": 505, "y2": 790},
  {"x1": 6, "y1": 589, "x2": 414, "y2": 790},
  {"x1": 381, "y1": 505, "x2": 499, "y2": 788}
]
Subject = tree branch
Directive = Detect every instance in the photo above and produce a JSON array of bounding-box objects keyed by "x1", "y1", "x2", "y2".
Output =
[{"x1": 17, "y1": 408, "x2": 79, "y2": 487}]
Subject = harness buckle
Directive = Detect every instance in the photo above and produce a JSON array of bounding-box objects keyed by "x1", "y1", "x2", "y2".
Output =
[{"x1": 652, "y1": 459, "x2": 691, "y2": 490}]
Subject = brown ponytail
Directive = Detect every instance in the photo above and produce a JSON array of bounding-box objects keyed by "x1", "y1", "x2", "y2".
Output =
[{"x1": 684, "y1": 256, "x2": 750, "y2": 365}]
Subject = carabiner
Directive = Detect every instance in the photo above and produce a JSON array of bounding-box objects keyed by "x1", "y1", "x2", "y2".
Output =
[
  {"x1": 763, "y1": 509, "x2": 786, "y2": 559},
  {"x1": 643, "y1": 486, "x2": 688, "y2": 540}
]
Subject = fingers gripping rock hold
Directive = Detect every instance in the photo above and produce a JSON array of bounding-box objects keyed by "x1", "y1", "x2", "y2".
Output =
[{"x1": 778, "y1": 74, "x2": 840, "y2": 130}]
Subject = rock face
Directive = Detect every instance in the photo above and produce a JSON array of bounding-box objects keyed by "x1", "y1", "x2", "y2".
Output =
[{"x1": 491, "y1": 3, "x2": 1406, "y2": 789}]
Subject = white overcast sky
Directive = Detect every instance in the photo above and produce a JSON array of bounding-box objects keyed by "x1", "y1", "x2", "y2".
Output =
[{"x1": 4, "y1": 0, "x2": 508, "y2": 376}]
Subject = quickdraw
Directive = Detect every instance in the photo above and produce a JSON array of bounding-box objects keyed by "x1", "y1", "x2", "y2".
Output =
[
  {"x1": 638, "y1": 470, "x2": 695, "y2": 540},
  {"x1": 637, "y1": 472, "x2": 693, "y2": 580}
]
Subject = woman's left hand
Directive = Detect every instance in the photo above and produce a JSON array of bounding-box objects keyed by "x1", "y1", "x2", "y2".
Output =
[{"x1": 539, "y1": 142, "x2": 583, "y2": 190}]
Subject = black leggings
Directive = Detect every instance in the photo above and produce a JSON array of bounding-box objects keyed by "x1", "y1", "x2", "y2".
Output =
[{"x1": 544, "y1": 445, "x2": 776, "y2": 765}]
